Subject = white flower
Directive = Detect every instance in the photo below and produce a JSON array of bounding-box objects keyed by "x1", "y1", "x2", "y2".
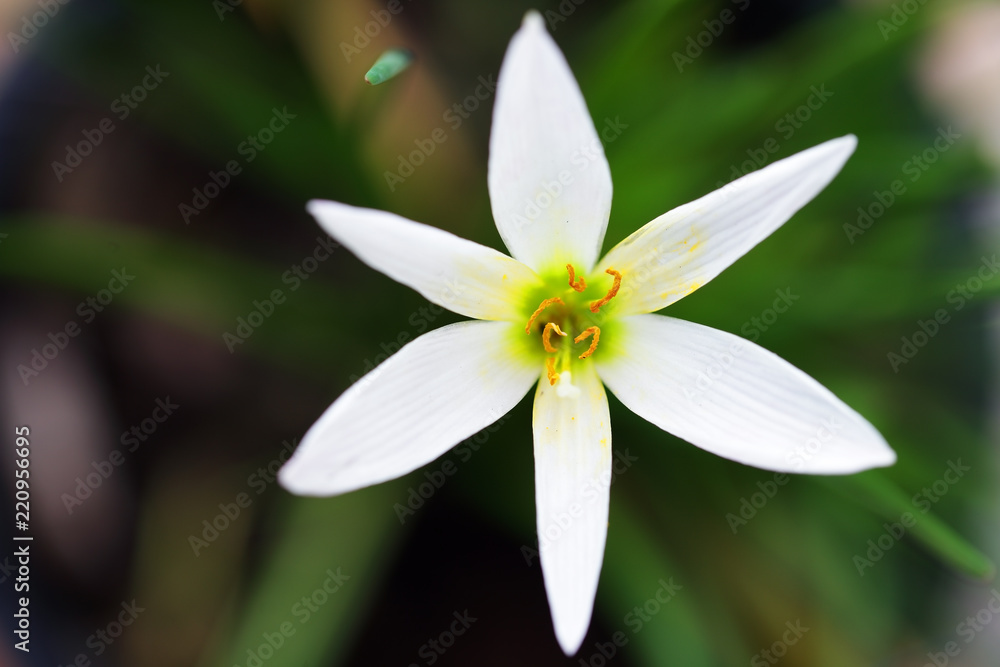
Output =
[{"x1": 279, "y1": 11, "x2": 896, "y2": 656}]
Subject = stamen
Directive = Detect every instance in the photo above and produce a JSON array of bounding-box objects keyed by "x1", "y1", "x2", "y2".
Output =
[
  {"x1": 574, "y1": 326, "x2": 601, "y2": 359},
  {"x1": 546, "y1": 357, "x2": 558, "y2": 385},
  {"x1": 589, "y1": 268, "x2": 622, "y2": 313},
  {"x1": 566, "y1": 264, "x2": 586, "y2": 292},
  {"x1": 525, "y1": 297, "x2": 565, "y2": 334},
  {"x1": 542, "y1": 322, "x2": 567, "y2": 353}
]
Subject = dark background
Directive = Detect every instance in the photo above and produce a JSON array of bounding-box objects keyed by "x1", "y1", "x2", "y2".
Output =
[{"x1": 1, "y1": 0, "x2": 999, "y2": 665}]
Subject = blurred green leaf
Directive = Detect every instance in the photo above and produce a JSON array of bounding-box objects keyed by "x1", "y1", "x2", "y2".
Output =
[
  {"x1": 200, "y1": 487, "x2": 405, "y2": 667},
  {"x1": 830, "y1": 472, "x2": 994, "y2": 581}
]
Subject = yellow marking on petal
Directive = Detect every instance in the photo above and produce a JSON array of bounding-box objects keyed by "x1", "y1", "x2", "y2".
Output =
[
  {"x1": 542, "y1": 322, "x2": 567, "y2": 353},
  {"x1": 546, "y1": 357, "x2": 558, "y2": 385},
  {"x1": 574, "y1": 326, "x2": 601, "y2": 359},
  {"x1": 589, "y1": 268, "x2": 622, "y2": 313},
  {"x1": 657, "y1": 280, "x2": 704, "y2": 303},
  {"x1": 525, "y1": 297, "x2": 565, "y2": 334},
  {"x1": 566, "y1": 264, "x2": 586, "y2": 292}
]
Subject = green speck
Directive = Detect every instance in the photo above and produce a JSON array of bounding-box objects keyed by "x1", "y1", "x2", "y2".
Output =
[{"x1": 365, "y1": 49, "x2": 414, "y2": 86}]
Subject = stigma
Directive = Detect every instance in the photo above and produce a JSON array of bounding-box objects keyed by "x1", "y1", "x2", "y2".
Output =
[
  {"x1": 525, "y1": 264, "x2": 623, "y2": 391},
  {"x1": 555, "y1": 371, "x2": 580, "y2": 398}
]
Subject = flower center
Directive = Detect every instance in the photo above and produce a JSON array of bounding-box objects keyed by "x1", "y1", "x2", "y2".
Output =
[{"x1": 524, "y1": 264, "x2": 623, "y2": 390}]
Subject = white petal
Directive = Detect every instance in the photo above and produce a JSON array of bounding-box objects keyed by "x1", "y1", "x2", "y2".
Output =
[
  {"x1": 279, "y1": 321, "x2": 538, "y2": 496},
  {"x1": 308, "y1": 200, "x2": 541, "y2": 322},
  {"x1": 596, "y1": 135, "x2": 858, "y2": 316},
  {"x1": 488, "y1": 11, "x2": 613, "y2": 274},
  {"x1": 532, "y1": 361, "x2": 612, "y2": 655},
  {"x1": 595, "y1": 315, "x2": 896, "y2": 474}
]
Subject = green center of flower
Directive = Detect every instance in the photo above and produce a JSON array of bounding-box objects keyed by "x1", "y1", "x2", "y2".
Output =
[{"x1": 524, "y1": 264, "x2": 622, "y2": 394}]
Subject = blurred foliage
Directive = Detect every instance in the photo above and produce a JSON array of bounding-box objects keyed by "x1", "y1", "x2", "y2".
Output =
[{"x1": 3, "y1": 0, "x2": 998, "y2": 665}]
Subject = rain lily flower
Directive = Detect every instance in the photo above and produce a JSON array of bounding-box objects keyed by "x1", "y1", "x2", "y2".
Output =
[{"x1": 279, "y1": 11, "x2": 896, "y2": 655}]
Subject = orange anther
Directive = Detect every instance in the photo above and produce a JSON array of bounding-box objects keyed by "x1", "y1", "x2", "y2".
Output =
[
  {"x1": 546, "y1": 357, "x2": 558, "y2": 385},
  {"x1": 574, "y1": 326, "x2": 601, "y2": 359},
  {"x1": 542, "y1": 322, "x2": 567, "y2": 353},
  {"x1": 525, "y1": 297, "x2": 565, "y2": 334},
  {"x1": 589, "y1": 268, "x2": 622, "y2": 313},
  {"x1": 566, "y1": 264, "x2": 586, "y2": 292}
]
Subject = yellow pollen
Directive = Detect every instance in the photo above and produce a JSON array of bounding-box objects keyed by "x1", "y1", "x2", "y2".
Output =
[
  {"x1": 566, "y1": 264, "x2": 586, "y2": 292},
  {"x1": 546, "y1": 357, "x2": 558, "y2": 385},
  {"x1": 542, "y1": 322, "x2": 567, "y2": 353},
  {"x1": 525, "y1": 297, "x2": 565, "y2": 334},
  {"x1": 589, "y1": 268, "x2": 622, "y2": 313},
  {"x1": 574, "y1": 326, "x2": 601, "y2": 359}
]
